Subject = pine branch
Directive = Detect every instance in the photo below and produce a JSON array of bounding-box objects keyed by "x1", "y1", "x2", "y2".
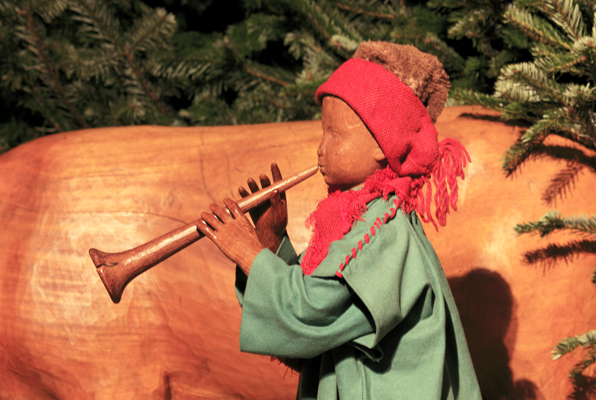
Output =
[
  {"x1": 546, "y1": 0, "x2": 587, "y2": 42},
  {"x1": 296, "y1": 42, "x2": 341, "y2": 79},
  {"x1": 504, "y1": 4, "x2": 573, "y2": 50},
  {"x1": 534, "y1": 53, "x2": 586, "y2": 74},
  {"x1": 70, "y1": 0, "x2": 122, "y2": 47},
  {"x1": 20, "y1": 8, "x2": 88, "y2": 129},
  {"x1": 452, "y1": 88, "x2": 508, "y2": 110},
  {"x1": 318, "y1": 0, "x2": 363, "y2": 45},
  {"x1": 427, "y1": 0, "x2": 466, "y2": 9},
  {"x1": 487, "y1": 49, "x2": 517, "y2": 79},
  {"x1": 515, "y1": 209, "x2": 596, "y2": 237},
  {"x1": 280, "y1": 0, "x2": 351, "y2": 59},
  {"x1": 502, "y1": 135, "x2": 543, "y2": 174},
  {"x1": 507, "y1": 105, "x2": 596, "y2": 161},
  {"x1": 123, "y1": 9, "x2": 175, "y2": 116},
  {"x1": 553, "y1": 330, "x2": 596, "y2": 360},
  {"x1": 297, "y1": 0, "x2": 334, "y2": 41},
  {"x1": 224, "y1": 13, "x2": 287, "y2": 58},
  {"x1": 501, "y1": 63, "x2": 565, "y2": 104},
  {"x1": 548, "y1": 101, "x2": 596, "y2": 151},
  {"x1": 180, "y1": 90, "x2": 235, "y2": 126},
  {"x1": 122, "y1": 53, "x2": 169, "y2": 116},
  {"x1": 572, "y1": 36, "x2": 596, "y2": 85},
  {"x1": 421, "y1": 32, "x2": 466, "y2": 72},
  {"x1": 284, "y1": 30, "x2": 319, "y2": 60},
  {"x1": 125, "y1": 8, "x2": 175, "y2": 54},
  {"x1": 150, "y1": 32, "x2": 219, "y2": 82},
  {"x1": 333, "y1": 1, "x2": 399, "y2": 19},
  {"x1": 512, "y1": 0, "x2": 545, "y2": 10},
  {"x1": 447, "y1": 8, "x2": 492, "y2": 41},
  {"x1": 71, "y1": 1, "x2": 174, "y2": 118},
  {"x1": 242, "y1": 62, "x2": 291, "y2": 87},
  {"x1": 65, "y1": 46, "x2": 121, "y2": 81},
  {"x1": 329, "y1": 34, "x2": 359, "y2": 53},
  {"x1": 25, "y1": 86, "x2": 63, "y2": 132},
  {"x1": 494, "y1": 87, "x2": 542, "y2": 117},
  {"x1": 553, "y1": 330, "x2": 596, "y2": 400},
  {"x1": 523, "y1": 108, "x2": 570, "y2": 144},
  {"x1": 531, "y1": 41, "x2": 563, "y2": 58},
  {"x1": 27, "y1": 0, "x2": 67, "y2": 23}
]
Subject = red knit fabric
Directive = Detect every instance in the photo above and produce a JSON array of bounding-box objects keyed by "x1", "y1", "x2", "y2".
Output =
[
  {"x1": 301, "y1": 58, "x2": 470, "y2": 275},
  {"x1": 302, "y1": 167, "x2": 410, "y2": 275},
  {"x1": 316, "y1": 58, "x2": 439, "y2": 177}
]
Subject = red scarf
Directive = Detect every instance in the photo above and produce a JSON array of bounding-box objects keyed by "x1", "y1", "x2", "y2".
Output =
[{"x1": 301, "y1": 139, "x2": 469, "y2": 275}]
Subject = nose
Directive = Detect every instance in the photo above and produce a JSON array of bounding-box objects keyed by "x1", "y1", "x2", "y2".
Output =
[{"x1": 317, "y1": 135, "x2": 325, "y2": 158}]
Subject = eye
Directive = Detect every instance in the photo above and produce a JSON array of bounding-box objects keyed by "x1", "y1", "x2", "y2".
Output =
[{"x1": 322, "y1": 127, "x2": 339, "y2": 138}]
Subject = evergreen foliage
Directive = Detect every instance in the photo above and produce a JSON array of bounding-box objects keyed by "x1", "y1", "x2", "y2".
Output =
[
  {"x1": 428, "y1": 0, "x2": 531, "y2": 93},
  {"x1": 0, "y1": 0, "x2": 182, "y2": 149},
  {"x1": 454, "y1": 0, "x2": 596, "y2": 176},
  {"x1": 515, "y1": 210, "x2": 596, "y2": 237},
  {"x1": 453, "y1": 0, "x2": 596, "y2": 395},
  {"x1": 0, "y1": 0, "x2": 485, "y2": 153},
  {"x1": 552, "y1": 330, "x2": 596, "y2": 399}
]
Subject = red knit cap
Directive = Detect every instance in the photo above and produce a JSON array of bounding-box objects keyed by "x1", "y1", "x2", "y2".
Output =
[
  {"x1": 316, "y1": 58, "x2": 440, "y2": 177},
  {"x1": 314, "y1": 57, "x2": 470, "y2": 230}
]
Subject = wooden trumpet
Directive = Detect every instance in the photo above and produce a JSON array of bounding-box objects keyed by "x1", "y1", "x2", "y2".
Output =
[{"x1": 90, "y1": 165, "x2": 319, "y2": 304}]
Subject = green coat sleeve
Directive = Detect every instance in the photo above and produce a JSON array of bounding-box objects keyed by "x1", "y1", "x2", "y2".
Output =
[
  {"x1": 234, "y1": 233, "x2": 299, "y2": 307},
  {"x1": 235, "y1": 237, "x2": 375, "y2": 359}
]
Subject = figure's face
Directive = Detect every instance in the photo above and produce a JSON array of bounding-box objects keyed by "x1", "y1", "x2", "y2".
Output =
[{"x1": 318, "y1": 96, "x2": 387, "y2": 190}]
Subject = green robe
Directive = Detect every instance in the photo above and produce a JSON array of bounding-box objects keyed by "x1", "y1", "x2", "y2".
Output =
[{"x1": 235, "y1": 195, "x2": 481, "y2": 399}]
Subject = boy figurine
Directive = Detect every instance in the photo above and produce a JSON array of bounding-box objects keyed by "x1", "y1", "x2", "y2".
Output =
[{"x1": 198, "y1": 41, "x2": 482, "y2": 399}]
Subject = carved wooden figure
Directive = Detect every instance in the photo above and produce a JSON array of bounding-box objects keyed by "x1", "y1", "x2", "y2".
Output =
[{"x1": 195, "y1": 43, "x2": 484, "y2": 399}]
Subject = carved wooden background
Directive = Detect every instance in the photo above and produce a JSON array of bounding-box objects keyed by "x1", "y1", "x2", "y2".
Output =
[{"x1": 0, "y1": 106, "x2": 593, "y2": 399}]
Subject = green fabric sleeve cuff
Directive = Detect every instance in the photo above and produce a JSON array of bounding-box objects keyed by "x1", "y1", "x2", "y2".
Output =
[{"x1": 235, "y1": 232, "x2": 296, "y2": 307}]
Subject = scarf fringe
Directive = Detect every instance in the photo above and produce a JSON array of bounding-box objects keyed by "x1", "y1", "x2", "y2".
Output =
[{"x1": 414, "y1": 138, "x2": 471, "y2": 230}]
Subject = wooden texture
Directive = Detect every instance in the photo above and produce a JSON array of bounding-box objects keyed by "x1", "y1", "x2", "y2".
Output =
[
  {"x1": 0, "y1": 105, "x2": 594, "y2": 399},
  {"x1": 90, "y1": 165, "x2": 318, "y2": 304}
]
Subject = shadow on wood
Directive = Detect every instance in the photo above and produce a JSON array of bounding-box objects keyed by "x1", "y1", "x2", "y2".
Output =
[{"x1": 450, "y1": 269, "x2": 538, "y2": 399}]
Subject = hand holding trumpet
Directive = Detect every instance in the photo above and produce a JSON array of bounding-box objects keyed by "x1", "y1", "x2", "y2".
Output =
[
  {"x1": 198, "y1": 163, "x2": 288, "y2": 275},
  {"x1": 240, "y1": 163, "x2": 288, "y2": 252},
  {"x1": 90, "y1": 163, "x2": 317, "y2": 303}
]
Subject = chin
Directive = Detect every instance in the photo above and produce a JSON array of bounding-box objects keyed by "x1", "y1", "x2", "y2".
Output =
[{"x1": 323, "y1": 179, "x2": 339, "y2": 190}]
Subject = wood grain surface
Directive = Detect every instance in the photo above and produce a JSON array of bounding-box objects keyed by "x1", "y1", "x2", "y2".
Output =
[{"x1": 0, "y1": 105, "x2": 593, "y2": 399}]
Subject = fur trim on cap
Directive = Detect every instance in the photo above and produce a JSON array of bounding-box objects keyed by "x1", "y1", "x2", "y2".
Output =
[{"x1": 352, "y1": 41, "x2": 450, "y2": 123}]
